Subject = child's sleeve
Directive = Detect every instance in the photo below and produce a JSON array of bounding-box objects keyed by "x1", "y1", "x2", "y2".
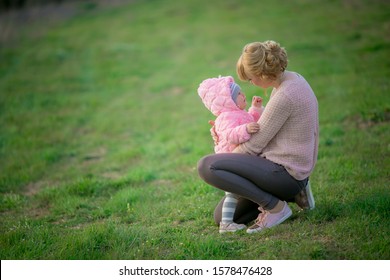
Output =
[
  {"x1": 248, "y1": 106, "x2": 264, "y2": 122},
  {"x1": 216, "y1": 115, "x2": 251, "y2": 145}
]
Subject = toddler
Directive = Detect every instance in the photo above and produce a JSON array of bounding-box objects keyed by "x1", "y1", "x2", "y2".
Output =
[{"x1": 198, "y1": 75, "x2": 263, "y2": 233}]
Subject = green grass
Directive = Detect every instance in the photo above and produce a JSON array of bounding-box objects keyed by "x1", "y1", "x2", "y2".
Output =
[{"x1": 0, "y1": 0, "x2": 389, "y2": 260}]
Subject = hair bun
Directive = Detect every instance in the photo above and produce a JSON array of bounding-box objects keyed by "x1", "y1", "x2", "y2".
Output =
[{"x1": 236, "y1": 40, "x2": 288, "y2": 81}]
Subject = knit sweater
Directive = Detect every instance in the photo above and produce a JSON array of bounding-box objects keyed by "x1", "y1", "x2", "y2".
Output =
[{"x1": 238, "y1": 71, "x2": 319, "y2": 181}]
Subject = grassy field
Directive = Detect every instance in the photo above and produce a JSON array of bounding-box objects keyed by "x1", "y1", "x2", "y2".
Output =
[{"x1": 0, "y1": 0, "x2": 389, "y2": 260}]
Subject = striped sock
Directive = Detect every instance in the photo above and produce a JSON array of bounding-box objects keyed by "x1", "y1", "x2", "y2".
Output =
[{"x1": 221, "y1": 193, "x2": 239, "y2": 224}]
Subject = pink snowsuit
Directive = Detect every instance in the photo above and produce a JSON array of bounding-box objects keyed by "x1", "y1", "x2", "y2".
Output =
[{"x1": 198, "y1": 76, "x2": 262, "y2": 153}]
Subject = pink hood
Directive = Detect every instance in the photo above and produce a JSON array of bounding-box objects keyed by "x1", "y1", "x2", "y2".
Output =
[
  {"x1": 197, "y1": 76, "x2": 240, "y2": 116},
  {"x1": 198, "y1": 76, "x2": 262, "y2": 153}
]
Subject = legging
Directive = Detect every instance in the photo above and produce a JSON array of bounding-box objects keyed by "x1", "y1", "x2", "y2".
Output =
[{"x1": 197, "y1": 153, "x2": 308, "y2": 224}]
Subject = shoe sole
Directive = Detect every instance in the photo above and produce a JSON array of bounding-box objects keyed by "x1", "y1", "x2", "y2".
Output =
[
  {"x1": 219, "y1": 226, "x2": 246, "y2": 234},
  {"x1": 246, "y1": 207, "x2": 292, "y2": 234},
  {"x1": 306, "y1": 182, "x2": 315, "y2": 210}
]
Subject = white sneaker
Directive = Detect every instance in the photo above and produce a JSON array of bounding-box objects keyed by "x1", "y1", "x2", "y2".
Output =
[{"x1": 219, "y1": 222, "x2": 246, "y2": 233}]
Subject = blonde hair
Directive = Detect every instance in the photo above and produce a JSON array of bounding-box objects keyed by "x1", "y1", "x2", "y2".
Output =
[{"x1": 236, "y1": 41, "x2": 288, "y2": 82}]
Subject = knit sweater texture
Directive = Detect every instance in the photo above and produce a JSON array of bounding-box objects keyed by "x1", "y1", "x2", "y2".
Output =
[{"x1": 239, "y1": 72, "x2": 319, "y2": 180}]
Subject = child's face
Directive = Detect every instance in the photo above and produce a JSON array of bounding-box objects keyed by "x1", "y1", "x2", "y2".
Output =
[{"x1": 236, "y1": 92, "x2": 247, "y2": 110}]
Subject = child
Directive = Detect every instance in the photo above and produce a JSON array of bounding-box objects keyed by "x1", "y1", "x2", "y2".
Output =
[{"x1": 198, "y1": 75, "x2": 263, "y2": 233}]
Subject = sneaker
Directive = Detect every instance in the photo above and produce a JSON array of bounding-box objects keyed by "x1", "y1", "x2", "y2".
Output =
[
  {"x1": 246, "y1": 201, "x2": 292, "y2": 234},
  {"x1": 294, "y1": 181, "x2": 315, "y2": 210},
  {"x1": 219, "y1": 222, "x2": 246, "y2": 233}
]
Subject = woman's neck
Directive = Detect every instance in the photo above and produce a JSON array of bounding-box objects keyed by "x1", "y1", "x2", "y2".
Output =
[{"x1": 271, "y1": 71, "x2": 286, "y2": 89}]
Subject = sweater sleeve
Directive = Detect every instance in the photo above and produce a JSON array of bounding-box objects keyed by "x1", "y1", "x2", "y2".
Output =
[{"x1": 239, "y1": 91, "x2": 292, "y2": 155}]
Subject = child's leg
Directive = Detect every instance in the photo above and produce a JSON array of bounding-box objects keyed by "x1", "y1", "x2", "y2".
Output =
[
  {"x1": 214, "y1": 196, "x2": 259, "y2": 225},
  {"x1": 219, "y1": 192, "x2": 247, "y2": 233},
  {"x1": 221, "y1": 192, "x2": 240, "y2": 224}
]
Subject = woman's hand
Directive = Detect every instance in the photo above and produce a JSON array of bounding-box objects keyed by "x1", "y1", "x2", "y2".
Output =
[
  {"x1": 232, "y1": 145, "x2": 244, "y2": 153},
  {"x1": 209, "y1": 120, "x2": 219, "y2": 145}
]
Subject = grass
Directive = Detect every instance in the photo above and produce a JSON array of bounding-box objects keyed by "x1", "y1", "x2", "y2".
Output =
[{"x1": 0, "y1": 0, "x2": 389, "y2": 260}]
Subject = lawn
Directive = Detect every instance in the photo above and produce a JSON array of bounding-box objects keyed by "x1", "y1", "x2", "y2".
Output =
[{"x1": 0, "y1": 0, "x2": 389, "y2": 259}]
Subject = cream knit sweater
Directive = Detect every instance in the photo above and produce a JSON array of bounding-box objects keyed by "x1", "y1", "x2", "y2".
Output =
[{"x1": 238, "y1": 71, "x2": 319, "y2": 181}]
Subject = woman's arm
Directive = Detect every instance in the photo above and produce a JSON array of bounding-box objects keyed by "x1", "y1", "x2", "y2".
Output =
[{"x1": 238, "y1": 91, "x2": 292, "y2": 155}]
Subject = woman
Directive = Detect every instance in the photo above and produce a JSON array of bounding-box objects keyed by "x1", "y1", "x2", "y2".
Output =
[{"x1": 197, "y1": 40, "x2": 319, "y2": 234}]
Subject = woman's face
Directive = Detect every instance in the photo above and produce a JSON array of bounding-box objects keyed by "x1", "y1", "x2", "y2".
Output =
[{"x1": 249, "y1": 75, "x2": 272, "y2": 89}]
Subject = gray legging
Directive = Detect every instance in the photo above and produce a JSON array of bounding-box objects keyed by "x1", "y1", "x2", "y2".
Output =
[{"x1": 197, "y1": 153, "x2": 308, "y2": 224}]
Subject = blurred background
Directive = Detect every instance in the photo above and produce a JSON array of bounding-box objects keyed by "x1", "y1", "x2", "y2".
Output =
[{"x1": 0, "y1": 0, "x2": 389, "y2": 259}]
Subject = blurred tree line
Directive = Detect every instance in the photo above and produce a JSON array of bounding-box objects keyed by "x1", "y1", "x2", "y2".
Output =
[{"x1": 1, "y1": 0, "x2": 66, "y2": 11}]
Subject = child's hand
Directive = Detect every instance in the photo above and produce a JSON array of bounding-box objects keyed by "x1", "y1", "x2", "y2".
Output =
[
  {"x1": 246, "y1": 122, "x2": 260, "y2": 134},
  {"x1": 252, "y1": 96, "x2": 263, "y2": 108}
]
